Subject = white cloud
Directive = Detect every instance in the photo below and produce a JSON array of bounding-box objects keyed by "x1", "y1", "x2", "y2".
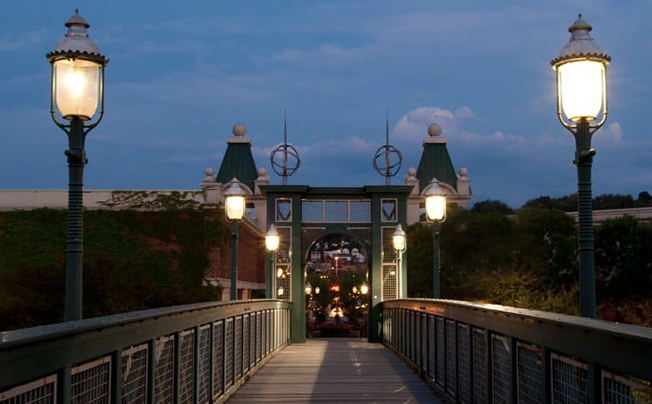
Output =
[{"x1": 594, "y1": 121, "x2": 624, "y2": 144}]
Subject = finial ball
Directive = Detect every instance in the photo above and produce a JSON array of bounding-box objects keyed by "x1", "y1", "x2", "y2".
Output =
[
  {"x1": 459, "y1": 167, "x2": 468, "y2": 176},
  {"x1": 258, "y1": 167, "x2": 267, "y2": 177},
  {"x1": 407, "y1": 167, "x2": 417, "y2": 176},
  {"x1": 233, "y1": 122, "x2": 247, "y2": 136},
  {"x1": 427, "y1": 123, "x2": 442, "y2": 137}
]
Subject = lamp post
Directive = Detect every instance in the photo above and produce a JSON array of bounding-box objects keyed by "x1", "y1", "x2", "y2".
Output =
[
  {"x1": 225, "y1": 179, "x2": 246, "y2": 300},
  {"x1": 551, "y1": 15, "x2": 610, "y2": 319},
  {"x1": 424, "y1": 178, "x2": 447, "y2": 298},
  {"x1": 393, "y1": 224, "x2": 406, "y2": 298},
  {"x1": 266, "y1": 224, "x2": 280, "y2": 298},
  {"x1": 47, "y1": 10, "x2": 108, "y2": 321}
]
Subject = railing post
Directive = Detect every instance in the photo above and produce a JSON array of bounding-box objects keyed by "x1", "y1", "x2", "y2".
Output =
[
  {"x1": 192, "y1": 326, "x2": 199, "y2": 404},
  {"x1": 541, "y1": 347, "x2": 551, "y2": 404},
  {"x1": 58, "y1": 366, "x2": 71, "y2": 404},
  {"x1": 208, "y1": 324, "x2": 214, "y2": 403},
  {"x1": 486, "y1": 330, "x2": 493, "y2": 404},
  {"x1": 426, "y1": 314, "x2": 430, "y2": 379},
  {"x1": 510, "y1": 336, "x2": 518, "y2": 404},
  {"x1": 588, "y1": 363, "x2": 602, "y2": 404},
  {"x1": 221, "y1": 320, "x2": 227, "y2": 396},
  {"x1": 454, "y1": 320, "x2": 459, "y2": 402},
  {"x1": 173, "y1": 331, "x2": 180, "y2": 403},
  {"x1": 147, "y1": 340, "x2": 155, "y2": 404},
  {"x1": 468, "y1": 326, "x2": 474, "y2": 404},
  {"x1": 110, "y1": 349, "x2": 122, "y2": 404}
]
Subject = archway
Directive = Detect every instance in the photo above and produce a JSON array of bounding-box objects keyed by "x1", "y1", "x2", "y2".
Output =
[{"x1": 304, "y1": 229, "x2": 371, "y2": 338}]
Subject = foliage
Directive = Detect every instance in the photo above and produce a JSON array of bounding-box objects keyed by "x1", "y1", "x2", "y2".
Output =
[
  {"x1": 98, "y1": 190, "x2": 211, "y2": 211},
  {"x1": 523, "y1": 194, "x2": 577, "y2": 212},
  {"x1": 470, "y1": 199, "x2": 514, "y2": 215},
  {"x1": 595, "y1": 216, "x2": 652, "y2": 299},
  {"x1": 407, "y1": 203, "x2": 652, "y2": 326},
  {"x1": 0, "y1": 205, "x2": 229, "y2": 331},
  {"x1": 523, "y1": 191, "x2": 652, "y2": 211}
]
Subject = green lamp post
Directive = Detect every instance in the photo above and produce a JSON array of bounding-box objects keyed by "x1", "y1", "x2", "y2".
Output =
[
  {"x1": 266, "y1": 224, "x2": 280, "y2": 298},
  {"x1": 47, "y1": 10, "x2": 108, "y2": 322},
  {"x1": 224, "y1": 179, "x2": 246, "y2": 300},
  {"x1": 392, "y1": 224, "x2": 406, "y2": 298},
  {"x1": 423, "y1": 178, "x2": 447, "y2": 299},
  {"x1": 551, "y1": 14, "x2": 610, "y2": 319}
]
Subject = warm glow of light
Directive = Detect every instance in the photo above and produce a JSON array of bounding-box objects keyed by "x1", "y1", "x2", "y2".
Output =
[
  {"x1": 305, "y1": 283, "x2": 312, "y2": 295},
  {"x1": 266, "y1": 234, "x2": 279, "y2": 252},
  {"x1": 54, "y1": 59, "x2": 101, "y2": 120},
  {"x1": 276, "y1": 268, "x2": 283, "y2": 278},
  {"x1": 225, "y1": 195, "x2": 245, "y2": 221},
  {"x1": 329, "y1": 284, "x2": 340, "y2": 292},
  {"x1": 360, "y1": 283, "x2": 369, "y2": 295},
  {"x1": 558, "y1": 60, "x2": 605, "y2": 122},
  {"x1": 426, "y1": 195, "x2": 446, "y2": 221},
  {"x1": 277, "y1": 287, "x2": 284, "y2": 296},
  {"x1": 393, "y1": 233, "x2": 406, "y2": 252},
  {"x1": 315, "y1": 286, "x2": 320, "y2": 294},
  {"x1": 352, "y1": 286, "x2": 358, "y2": 293}
]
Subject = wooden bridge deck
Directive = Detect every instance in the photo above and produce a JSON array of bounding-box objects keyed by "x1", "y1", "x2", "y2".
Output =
[{"x1": 227, "y1": 338, "x2": 444, "y2": 404}]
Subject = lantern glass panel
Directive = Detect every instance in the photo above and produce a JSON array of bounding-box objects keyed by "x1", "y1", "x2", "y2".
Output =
[
  {"x1": 225, "y1": 195, "x2": 245, "y2": 221},
  {"x1": 558, "y1": 60, "x2": 604, "y2": 122},
  {"x1": 54, "y1": 59, "x2": 101, "y2": 120},
  {"x1": 426, "y1": 195, "x2": 446, "y2": 221}
]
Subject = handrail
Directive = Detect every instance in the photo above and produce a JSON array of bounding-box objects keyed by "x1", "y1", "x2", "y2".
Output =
[
  {"x1": 382, "y1": 298, "x2": 652, "y2": 403},
  {"x1": 0, "y1": 299, "x2": 291, "y2": 403}
]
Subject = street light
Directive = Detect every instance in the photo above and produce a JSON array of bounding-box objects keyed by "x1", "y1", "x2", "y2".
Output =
[
  {"x1": 393, "y1": 224, "x2": 406, "y2": 298},
  {"x1": 315, "y1": 286, "x2": 320, "y2": 294},
  {"x1": 551, "y1": 14, "x2": 610, "y2": 319},
  {"x1": 305, "y1": 282, "x2": 312, "y2": 295},
  {"x1": 360, "y1": 283, "x2": 369, "y2": 295},
  {"x1": 225, "y1": 179, "x2": 246, "y2": 300},
  {"x1": 266, "y1": 224, "x2": 280, "y2": 298},
  {"x1": 47, "y1": 10, "x2": 108, "y2": 321},
  {"x1": 424, "y1": 178, "x2": 447, "y2": 298}
]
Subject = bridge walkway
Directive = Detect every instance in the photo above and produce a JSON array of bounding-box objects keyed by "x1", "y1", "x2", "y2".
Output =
[{"x1": 227, "y1": 338, "x2": 444, "y2": 404}]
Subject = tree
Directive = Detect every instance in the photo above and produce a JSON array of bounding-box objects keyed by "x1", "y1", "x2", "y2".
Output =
[
  {"x1": 595, "y1": 216, "x2": 652, "y2": 299},
  {"x1": 523, "y1": 194, "x2": 577, "y2": 212},
  {"x1": 470, "y1": 199, "x2": 513, "y2": 214},
  {"x1": 635, "y1": 191, "x2": 652, "y2": 207}
]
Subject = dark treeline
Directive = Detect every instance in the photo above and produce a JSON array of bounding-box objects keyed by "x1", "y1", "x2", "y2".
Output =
[
  {"x1": 408, "y1": 198, "x2": 652, "y2": 326},
  {"x1": 0, "y1": 208, "x2": 228, "y2": 331}
]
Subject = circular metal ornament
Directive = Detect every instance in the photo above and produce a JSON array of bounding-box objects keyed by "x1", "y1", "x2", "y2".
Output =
[
  {"x1": 270, "y1": 143, "x2": 301, "y2": 177},
  {"x1": 373, "y1": 144, "x2": 403, "y2": 178}
]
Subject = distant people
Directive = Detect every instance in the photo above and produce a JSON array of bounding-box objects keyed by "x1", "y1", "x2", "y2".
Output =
[{"x1": 334, "y1": 313, "x2": 341, "y2": 326}]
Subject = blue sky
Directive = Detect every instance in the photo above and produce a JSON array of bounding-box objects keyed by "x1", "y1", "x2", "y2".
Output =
[{"x1": 1, "y1": 1, "x2": 650, "y2": 207}]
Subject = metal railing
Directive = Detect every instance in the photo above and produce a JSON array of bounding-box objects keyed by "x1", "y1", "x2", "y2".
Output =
[
  {"x1": 0, "y1": 300, "x2": 290, "y2": 404},
  {"x1": 382, "y1": 299, "x2": 652, "y2": 404}
]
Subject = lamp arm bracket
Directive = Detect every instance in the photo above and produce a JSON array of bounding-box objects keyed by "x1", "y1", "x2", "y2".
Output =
[
  {"x1": 83, "y1": 109, "x2": 105, "y2": 135},
  {"x1": 50, "y1": 110, "x2": 71, "y2": 134}
]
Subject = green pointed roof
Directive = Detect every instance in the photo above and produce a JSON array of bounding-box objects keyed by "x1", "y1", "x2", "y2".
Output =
[
  {"x1": 216, "y1": 134, "x2": 258, "y2": 191},
  {"x1": 416, "y1": 142, "x2": 457, "y2": 192}
]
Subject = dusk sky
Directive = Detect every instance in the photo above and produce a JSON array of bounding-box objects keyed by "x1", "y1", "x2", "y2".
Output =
[{"x1": 1, "y1": 1, "x2": 650, "y2": 207}]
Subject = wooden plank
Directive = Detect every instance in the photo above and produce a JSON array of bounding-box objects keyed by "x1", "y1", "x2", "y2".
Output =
[{"x1": 227, "y1": 338, "x2": 445, "y2": 403}]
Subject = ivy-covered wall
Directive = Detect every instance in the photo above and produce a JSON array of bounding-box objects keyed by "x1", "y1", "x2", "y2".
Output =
[{"x1": 0, "y1": 207, "x2": 229, "y2": 331}]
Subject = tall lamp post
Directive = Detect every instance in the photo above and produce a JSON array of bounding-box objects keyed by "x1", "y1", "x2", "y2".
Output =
[
  {"x1": 424, "y1": 178, "x2": 447, "y2": 298},
  {"x1": 266, "y1": 224, "x2": 280, "y2": 298},
  {"x1": 551, "y1": 15, "x2": 610, "y2": 319},
  {"x1": 392, "y1": 224, "x2": 406, "y2": 298},
  {"x1": 47, "y1": 10, "x2": 108, "y2": 321},
  {"x1": 225, "y1": 180, "x2": 246, "y2": 300}
]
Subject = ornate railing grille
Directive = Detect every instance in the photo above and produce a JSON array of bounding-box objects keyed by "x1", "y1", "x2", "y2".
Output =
[
  {"x1": 0, "y1": 301, "x2": 291, "y2": 404},
  {"x1": 382, "y1": 299, "x2": 652, "y2": 404}
]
